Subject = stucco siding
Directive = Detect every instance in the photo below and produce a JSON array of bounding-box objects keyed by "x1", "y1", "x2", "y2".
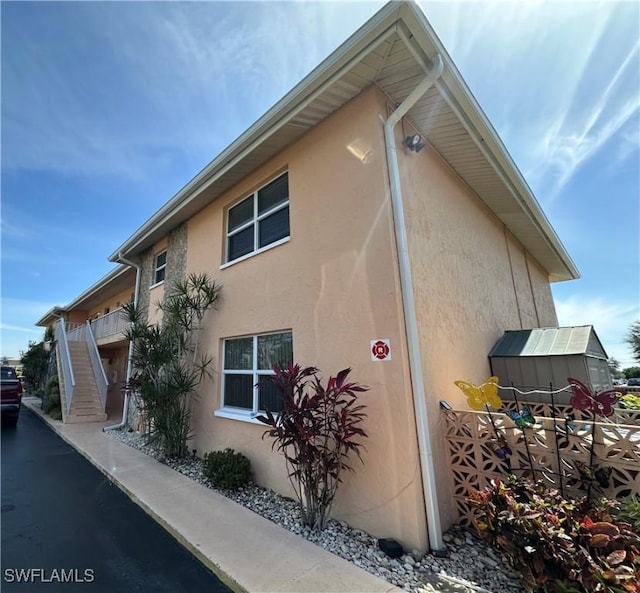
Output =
[
  {"x1": 528, "y1": 257, "x2": 559, "y2": 326},
  {"x1": 396, "y1": 120, "x2": 560, "y2": 527},
  {"x1": 185, "y1": 87, "x2": 429, "y2": 550},
  {"x1": 87, "y1": 286, "x2": 135, "y2": 319}
]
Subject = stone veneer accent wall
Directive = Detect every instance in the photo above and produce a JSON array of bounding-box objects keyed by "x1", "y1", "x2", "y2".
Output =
[
  {"x1": 166, "y1": 223, "x2": 188, "y2": 288},
  {"x1": 136, "y1": 223, "x2": 188, "y2": 320},
  {"x1": 127, "y1": 223, "x2": 188, "y2": 428}
]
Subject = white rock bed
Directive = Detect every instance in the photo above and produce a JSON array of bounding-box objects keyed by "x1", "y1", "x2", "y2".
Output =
[{"x1": 108, "y1": 430, "x2": 525, "y2": 593}]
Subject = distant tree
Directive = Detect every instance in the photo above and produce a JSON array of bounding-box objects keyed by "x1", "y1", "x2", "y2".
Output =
[
  {"x1": 44, "y1": 325, "x2": 55, "y2": 344},
  {"x1": 626, "y1": 320, "x2": 640, "y2": 364},
  {"x1": 607, "y1": 357, "x2": 622, "y2": 378},
  {"x1": 623, "y1": 366, "x2": 640, "y2": 380},
  {"x1": 20, "y1": 340, "x2": 49, "y2": 395},
  {"x1": 1, "y1": 356, "x2": 8, "y2": 365}
]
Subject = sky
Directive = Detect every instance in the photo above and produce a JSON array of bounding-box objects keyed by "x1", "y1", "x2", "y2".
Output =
[{"x1": 1, "y1": 0, "x2": 639, "y2": 370}]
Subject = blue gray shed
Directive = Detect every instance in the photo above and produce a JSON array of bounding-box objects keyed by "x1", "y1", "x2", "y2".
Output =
[{"x1": 489, "y1": 326, "x2": 613, "y2": 401}]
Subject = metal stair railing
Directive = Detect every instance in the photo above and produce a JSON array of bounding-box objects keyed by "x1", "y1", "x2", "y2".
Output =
[
  {"x1": 54, "y1": 319, "x2": 75, "y2": 415},
  {"x1": 83, "y1": 321, "x2": 109, "y2": 411}
]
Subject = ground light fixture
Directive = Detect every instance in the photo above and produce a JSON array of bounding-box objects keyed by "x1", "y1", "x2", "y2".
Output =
[{"x1": 404, "y1": 133, "x2": 425, "y2": 153}]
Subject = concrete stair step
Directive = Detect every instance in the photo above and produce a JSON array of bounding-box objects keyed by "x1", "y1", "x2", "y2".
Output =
[
  {"x1": 60, "y1": 339, "x2": 107, "y2": 424},
  {"x1": 64, "y1": 413, "x2": 107, "y2": 423},
  {"x1": 70, "y1": 400, "x2": 102, "y2": 408}
]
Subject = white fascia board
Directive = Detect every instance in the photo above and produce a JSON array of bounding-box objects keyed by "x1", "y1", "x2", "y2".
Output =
[
  {"x1": 61, "y1": 265, "x2": 131, "y2": 313},
  {"x1": 35, "y1": 306, "x2": 66, "y2": 327},
  {"x1": 109, "y1": 2, "x2": 404, "y2": 261},
  {"x1": 400, "y1": 2, "x2": 579, "y2": 281}
]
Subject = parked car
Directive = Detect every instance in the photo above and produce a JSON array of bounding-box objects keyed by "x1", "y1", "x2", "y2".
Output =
[
  {"x1": 1, "y1": 365, "x2": 23, "y2": 426},
  {"x1": 626, "y1": 378, "x2": 640, "y2": 387}
]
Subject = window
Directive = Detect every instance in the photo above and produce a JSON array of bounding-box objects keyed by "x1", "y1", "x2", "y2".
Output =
[
  {"x1": 221, "y1": 331, "x2": 293, "y2": 415},
  {"x1": 153, "y1": 251, "x2": 167, "y2": 285},
  {"x1": 1, "y1": 367, "x2": 17, "y2": 380},
  {"x1": 226, "y1": 173, "x2": 289, "y2": 263}
]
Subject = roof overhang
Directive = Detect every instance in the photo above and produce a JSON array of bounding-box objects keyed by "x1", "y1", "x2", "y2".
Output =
[
  {"x1": 109, "y1": 0, "x2": 578, "y2": 282},
  {"x1": 35, "y1": 265, "x2": 136, "y2": 327},
  {"x1": 35, "y1": 306, "x2": 66, "y2": 328}
]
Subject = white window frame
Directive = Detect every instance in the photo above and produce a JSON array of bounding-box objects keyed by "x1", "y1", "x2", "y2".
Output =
[
  {"x1": 224, "y1": 172, "x2": 289, "y2": 265},
  {"x1": 215, "y1": 330, "x2": 292, "y2": 423},
  {"x1": 151, "y1": 250, "x2": 167, "y2": 287}
]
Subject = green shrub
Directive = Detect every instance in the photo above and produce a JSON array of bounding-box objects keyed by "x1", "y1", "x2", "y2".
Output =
[
  {"x1": 620, "y1": 393, "x2": 640, "y2": 410},
  {"x1": 43, "y1": 377, "x2": 62, "y2": 420},
  {"x1": 469, "y1": 476, "x2": 640, "y2": 592},
  {"x1": 203, "y1": 448, "x2": 251, "y2": 490},
  {"x1": 618, "y1": 494, "x2": 640, "y2": 533}
]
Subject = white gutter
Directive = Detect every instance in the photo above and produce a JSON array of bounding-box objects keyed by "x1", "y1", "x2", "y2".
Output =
[
  {"x1": 383, "y1": 51, "x2": 446, "y2": 553},
  {"x1": 109, "y1": 24, "x2": 401, "y2": 261},
  {"x1": 103, "y1": 252, "x2": 142, "y2": 432}
]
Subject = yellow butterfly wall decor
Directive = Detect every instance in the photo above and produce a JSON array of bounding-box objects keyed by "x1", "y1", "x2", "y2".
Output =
[{"x1": 454, "y1": 376, "x2": 502, "y2": 411}]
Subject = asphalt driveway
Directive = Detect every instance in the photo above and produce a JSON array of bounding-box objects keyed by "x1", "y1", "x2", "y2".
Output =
[{"x1": 1, "y1": 408, "x2": 231, "y2": 593}]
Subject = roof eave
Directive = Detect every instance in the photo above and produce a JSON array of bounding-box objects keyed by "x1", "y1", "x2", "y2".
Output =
[
  {"x1": 109, "y1": 1, "x2": 579, "y2": 283},
  {"x1": 109, "y1": 3, "x2": 405, "y2": 262},
  {"x1": 61, "y1": 265, "x2": 132, "y2": 313},
  {"x1": 35, "y1": 306, "x2": 66, "y2": 328},
  {"x1": 399, "y1": 3, "x2": 579, "y2": 281}
]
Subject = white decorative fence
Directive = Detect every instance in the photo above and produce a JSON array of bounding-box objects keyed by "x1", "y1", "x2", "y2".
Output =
[{"x1": 442, "y1": 406, "x2": 640, "y2": 527}]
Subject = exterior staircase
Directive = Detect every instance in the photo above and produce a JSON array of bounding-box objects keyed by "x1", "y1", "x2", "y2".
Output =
[{"x1": 61, "y1": 341, "x2": 107, "y2": 423}]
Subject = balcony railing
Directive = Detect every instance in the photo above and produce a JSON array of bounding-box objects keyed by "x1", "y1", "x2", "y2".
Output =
[{"x1": 90, "y1": 307, "x2": 131, "y2": 341}]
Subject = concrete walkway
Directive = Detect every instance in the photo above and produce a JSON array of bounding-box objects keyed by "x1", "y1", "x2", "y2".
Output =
[{"x1": 23, "y1": 398, "x2": 402, "y2": 593}]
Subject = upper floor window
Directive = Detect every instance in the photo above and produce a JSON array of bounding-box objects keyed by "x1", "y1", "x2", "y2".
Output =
[
  {"x1": 226, "y1": 173, "x2": 289, "y2": 263},
  {"x1": 153, "y1": 251, "x2": 167, "y2": 285},
  {"x1": 221, "y1": 330, "x2": 293, "y2": 414}
]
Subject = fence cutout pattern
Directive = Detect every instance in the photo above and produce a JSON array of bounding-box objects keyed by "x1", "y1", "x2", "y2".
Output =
[{"x1": 442, "y1": 404, "x2": 640, "y2": 527}]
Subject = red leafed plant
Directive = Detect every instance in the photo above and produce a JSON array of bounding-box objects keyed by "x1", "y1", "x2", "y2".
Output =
[
  {"x1": 469, "y1": 477, "x2": 640, "y2": 592},
  {"x1": 256, "y1": 364, "x2": 368, "y2": 531}
]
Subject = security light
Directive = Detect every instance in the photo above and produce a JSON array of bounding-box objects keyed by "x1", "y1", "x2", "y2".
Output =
[{"x1": 404, "y1": 134, "x2": 425, "y2": 153}]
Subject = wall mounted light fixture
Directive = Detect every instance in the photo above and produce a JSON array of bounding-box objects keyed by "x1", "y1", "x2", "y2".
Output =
[{"x1": 404, "y1": 134, "x2": 425, "y2": 153}]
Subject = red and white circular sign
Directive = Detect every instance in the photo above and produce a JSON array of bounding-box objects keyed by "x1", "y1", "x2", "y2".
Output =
[{"x1": 370, "y1": 339, "x2": 391, "y2": 361}]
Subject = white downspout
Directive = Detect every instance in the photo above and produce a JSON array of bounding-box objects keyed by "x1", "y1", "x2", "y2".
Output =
[
  {"x1": 383, "y1": 53, "x2": 446, "y2": 553},
  {"x1": 103, "y1": 252, "x2": 142, "y2": 432}
]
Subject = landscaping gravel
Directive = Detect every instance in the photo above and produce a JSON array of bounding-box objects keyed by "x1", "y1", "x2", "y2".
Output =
[{"x1": 108, "y1": 430, "x2": 525, "y2": 593}]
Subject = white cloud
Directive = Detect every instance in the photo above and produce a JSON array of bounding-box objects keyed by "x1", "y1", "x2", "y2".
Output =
[
  {"x1": 1, "y1": 2, "x2": 382, "y2": 182},
  {"x1": 0, "y1": 324, "x2": 42, "y2": 334},
  {"x1": 421, "y1": 1, "x2": 640, "y2": 203},
  {"x1": 0, "y1": 298, "x2": 56, "y2": 358}
]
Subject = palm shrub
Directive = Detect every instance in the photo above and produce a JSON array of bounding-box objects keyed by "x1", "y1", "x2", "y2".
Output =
[
  {"x1": 257, "y1": 364, "x2": 368, "y2": 531},
  {"x1": 124, "y1": 273, "x2": 221, "y2": 458}
]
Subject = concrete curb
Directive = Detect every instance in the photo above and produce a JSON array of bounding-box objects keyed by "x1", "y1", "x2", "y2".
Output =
[
  {"x1": 23, "y1": 398, "x2": 245, "y2": 593},
  {"x1": 22, "y1": 398, "x2": 403, "y2": 593}
]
